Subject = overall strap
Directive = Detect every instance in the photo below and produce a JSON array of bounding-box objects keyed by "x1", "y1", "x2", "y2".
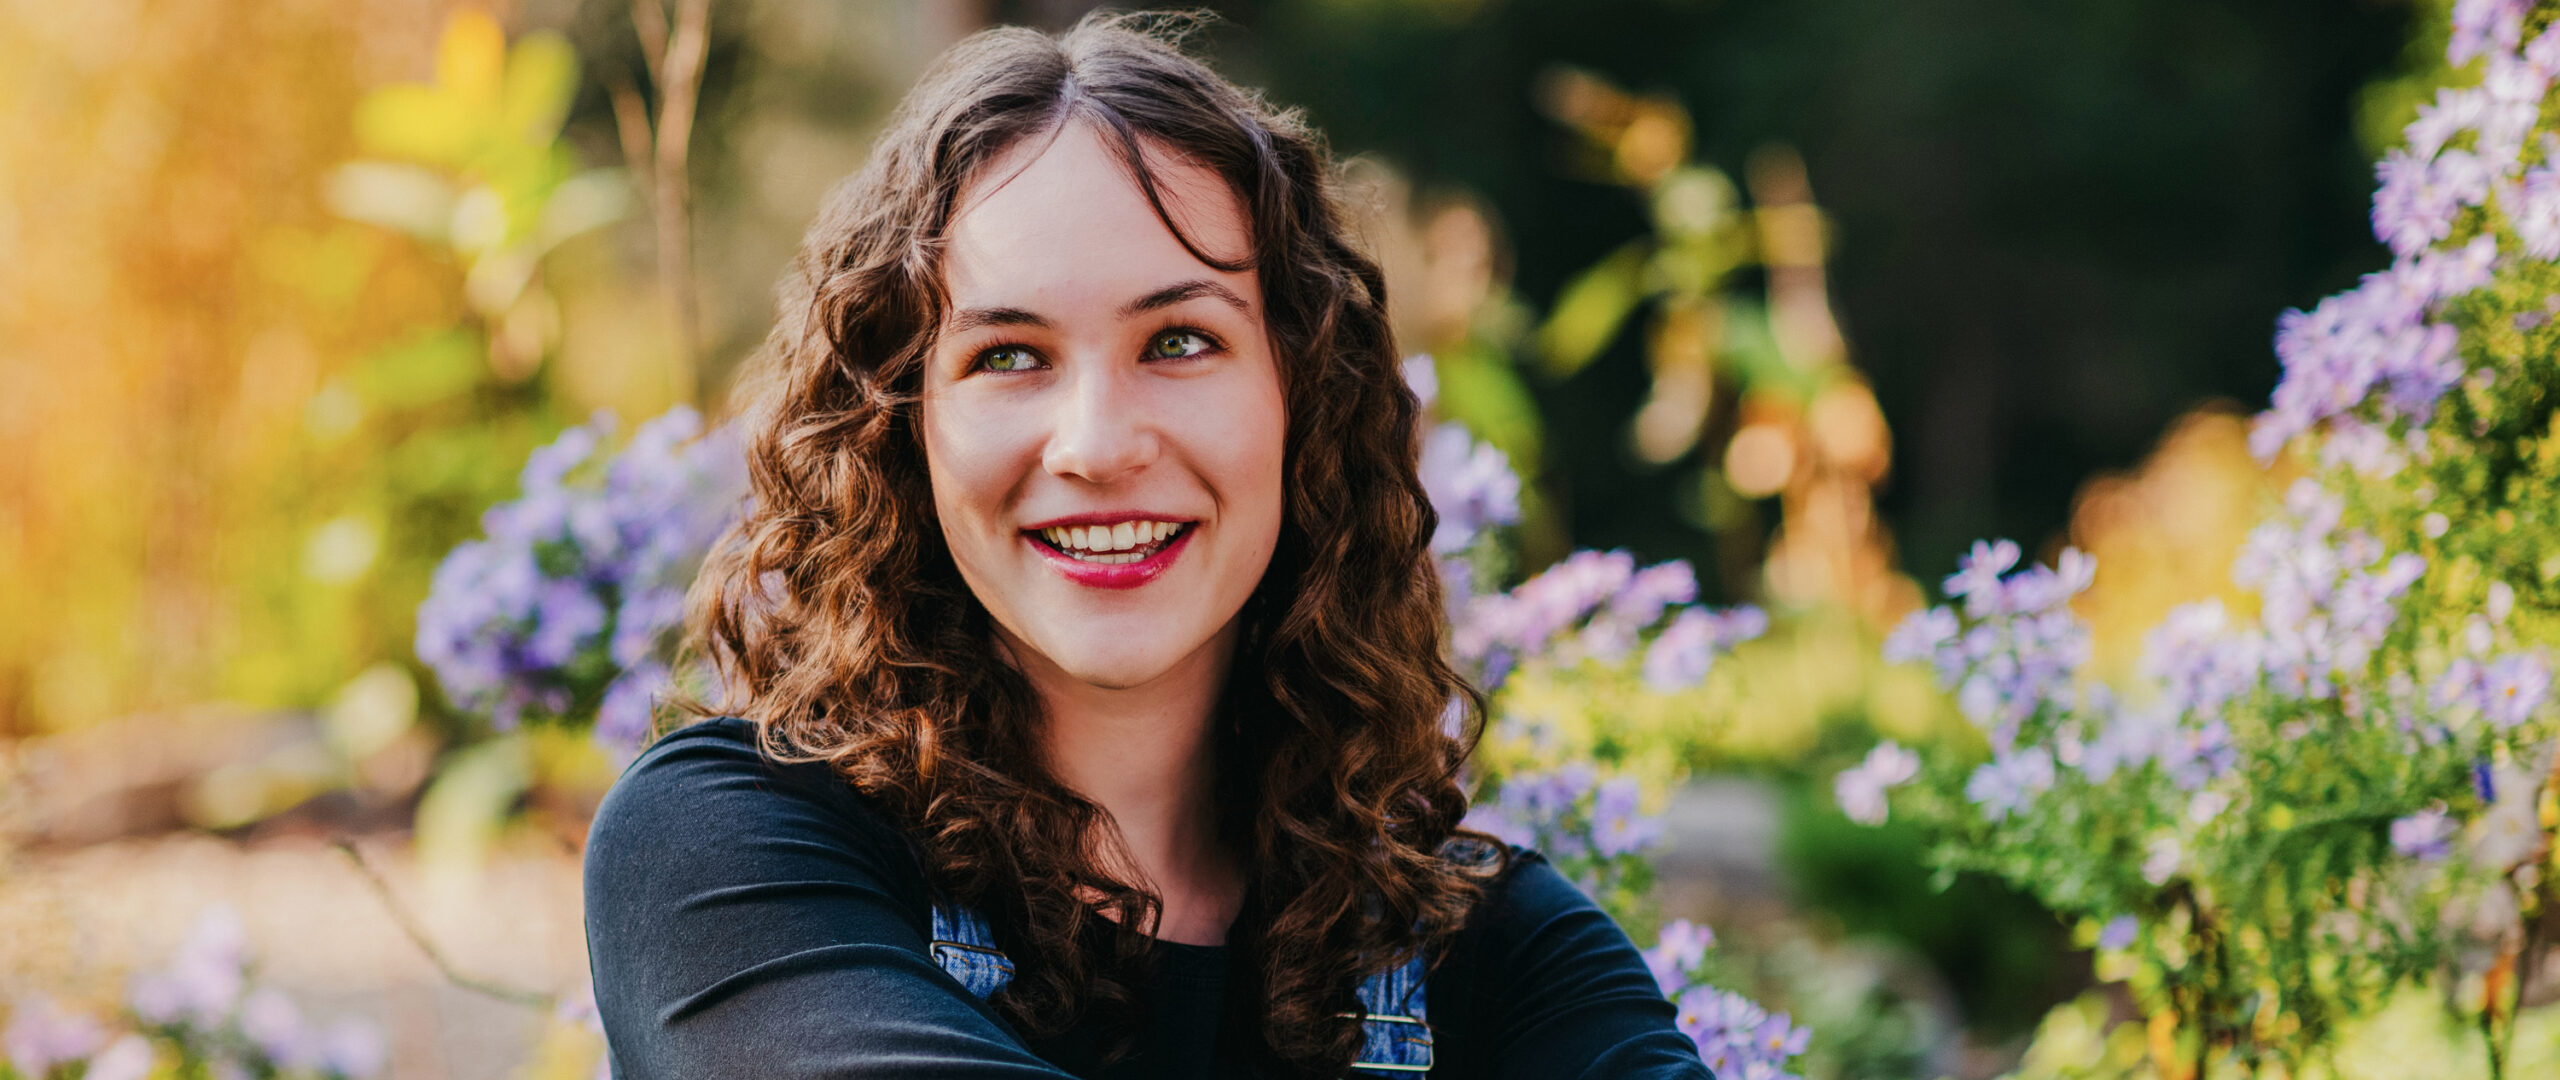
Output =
[
  {"x1": 1343, "y1": 950, "x2": 1434, "y2": 1075},
  {"x1": 928, "y1": 900, "x2": 1016, "y2": 999}
]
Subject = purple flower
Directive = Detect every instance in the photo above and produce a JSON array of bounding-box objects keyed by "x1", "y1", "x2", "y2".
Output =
[
  {"x1": 523, "y1": 580, "x2": 607, "y2": 672},
  {"x1": 1402, "y1": 353, "x2": 1440, "y2": 407},
  {"x1": 5, "y1": 997, "x2": 106, "y2": 1076},
  {"x1": 1461, "y1": 802, "x2": 1537, "y2": 849},
  {"x1": 317, "y1": 1017, "x2": 387, "y2": 1079},
  {"x1": 82, "y1": 1035, "x2": 153, "y2": 1080},
  {"x1": 2098, "y1": 915, "x2": 2139, "y2": 952},
  {"x1": 1517, "y1": 763, "x2": 1596, "y2": 823},
  {"x1": 1964, "y1": 749, "x2": 2056, "y2": 821},
  {"x1": 1833, "y1": 741, "x2": 1920, "y2": 826},
  {"x1": 1454, "y1": 550, "x2": 1634, "y2": 682},
  {"x1": 1882, "y1": 606, "x2": 1958, "y2": 666},
  {"x1": 2373, "y1": 147, "x2": 2493, "y2": 256},
  {"x1": 1609, "y1": 561, "x2": 1699, "y2": 629},
  {"x1": 1637, "y1": 605, "x2": 1766, "y2": 692},
  {"x1": 2079, "y1": 708, "x2": 2170, "y2": 782},
  {"x1": 240, "y1": 986, "x2": 313, "y2": 1069},
  {"x1": 129, "y1": 907, "x2": 248, "y2": 1028},
  {"x1": 2482, "y1": 655, "x2": 2551, "y2": 728},
  {"x1": 2391, "y1": 806, "x2": 2457, "y2": 860},
  {"x1": 1944, "y1": 539, "x2": 2021, "y2": 613},
  {"x1": 612, "y1": 586, "x2": 686, "y2": 669},
  {"x1": 2161, "y1": 718, "x2": 2238, "y2": 790},
  {"x1": 1642, "y1": 608, "x2": 1720, "y2": 690},
  {"x1": 1643, "y1": 919, "x2": 1716, "y2": 994},
  {"x1": 2405, "y1": 87, "x2": 2489, "y2": 159},
  {"x1": 1590, "y1": 776, "x2": 1663, "y2": 857},
  {"x1": 2450, "y1": 0, "x2": 2529, "y2": 65},
  {"x1": 596, "y1": 661, "x2": 671, "y2": 754},
  {"x1": 1750, "y1": 1012, "x2": 1812, "y2": 1059},
  {"x1": 1419, "y1": 424, "x2": 1522, "y2": 555},
  {"x1": 1675, "y1": 985, "x2": 1765, "y2": 1043},
  {"x1": 1998, "y1": 548, "x2": 2095, "y2": 615}
]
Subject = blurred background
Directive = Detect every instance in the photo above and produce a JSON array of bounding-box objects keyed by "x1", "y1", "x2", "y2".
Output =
[{"x1": 0, "y1": 0, "x2": 2445, "y2": 1076}]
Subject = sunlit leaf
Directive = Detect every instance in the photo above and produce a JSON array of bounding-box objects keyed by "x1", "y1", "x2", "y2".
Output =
[
  {"x1": 435, "y1": 9, "x2": 508, "y2": 106},
  {"x1": 501, "y1": 32, "x2": 581, "y2": 145},
  {"x1": 324, "y1": 160, "x2": 456, "y2": 241},
  {"x1": 1434, "y1": 343, "x2": 1543, "y2": 476},
  {"x1": 465, "y1": 248, "x2": 538, "y2": 316},
  {"x1": 1538, "y1": 241, "x2": 1649, "y2": 378},
  {"x1": 449, "y1": 184, "x2": 509, "y2": 253},
  {"x1": 355, "y1": 328, "x2": 481, "y2": 409},
  {"x1": 537, "y1": 169, "x2": 634, "y2": 251},
  {"x1": 352, "y1": 84, "x2": 477, "y2": 166}
]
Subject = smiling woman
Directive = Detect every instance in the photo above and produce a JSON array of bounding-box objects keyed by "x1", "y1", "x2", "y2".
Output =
[{"x1": 580, "y1": 13, "x2": 1710, "y2": 1080}]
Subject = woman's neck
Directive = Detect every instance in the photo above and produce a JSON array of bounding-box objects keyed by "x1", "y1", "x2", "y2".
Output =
[{"x1": 999, "y1": 620, "x2": 1247, "y2": 946}]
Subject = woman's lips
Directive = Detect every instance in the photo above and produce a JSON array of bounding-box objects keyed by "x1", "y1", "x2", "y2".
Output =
[{"x1": 1025, "y1": 523, "x2": 1195, "y2": 590}]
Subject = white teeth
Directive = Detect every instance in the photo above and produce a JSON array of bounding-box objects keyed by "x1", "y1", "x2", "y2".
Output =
[{"x1": 1037, "y1": 519, "x2": 1187, "y2": 560}]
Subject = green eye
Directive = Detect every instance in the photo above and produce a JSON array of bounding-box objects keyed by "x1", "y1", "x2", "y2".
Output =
[
  {"x1": 1148, "y1": 330, "x2": 1213, "y2": 360},
  {"x1": 978, "y1": 346, "x2": 1036, "y2": 373}
]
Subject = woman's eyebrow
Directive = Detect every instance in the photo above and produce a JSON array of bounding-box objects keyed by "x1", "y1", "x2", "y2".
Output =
[
  {"x1": 947, "y1": 306, "x2": 1048, "y2": 334},
  {"x1": 944, "y1": 280, "x2": 1245, "y2": 334},
  {"x1": 1120, "y1": 279, "x2": 1250, "y2": 318}
]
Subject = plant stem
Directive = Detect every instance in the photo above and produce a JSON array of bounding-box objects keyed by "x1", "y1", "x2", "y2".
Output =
[{"x1": 333, "y1": 838, "x2": 552, "y2": 1009}]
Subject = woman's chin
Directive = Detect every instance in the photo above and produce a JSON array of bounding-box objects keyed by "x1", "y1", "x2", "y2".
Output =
[{"x1": 1048, "y1": 649, "x2": 1189, "y2": 692}]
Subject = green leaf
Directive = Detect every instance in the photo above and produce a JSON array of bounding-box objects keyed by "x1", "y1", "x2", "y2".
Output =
[
  {"x1": 1434, "y1": 343, "x2": 1544, "y2": 476},
  {"x1": 1537, "y1": 241, "x2": 1650, "y2": 378},
  {"x1": 355, "y1": 329, "x2": 483, "y2": 410}
]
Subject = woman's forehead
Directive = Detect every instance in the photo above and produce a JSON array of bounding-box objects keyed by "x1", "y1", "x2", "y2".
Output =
[{"x1": 940, "y1": 121, "x2": 1257, "y2": 316}]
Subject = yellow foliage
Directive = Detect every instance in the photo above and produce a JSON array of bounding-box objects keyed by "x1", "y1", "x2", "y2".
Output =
[{"x1": 2068, "y1": 406, "x2": 2297, "y2": 688}]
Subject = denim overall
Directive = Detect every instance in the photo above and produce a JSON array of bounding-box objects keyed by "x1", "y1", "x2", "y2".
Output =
[{"x1": 927, "y1": 901, "x2": 1435, "y2": 1075}]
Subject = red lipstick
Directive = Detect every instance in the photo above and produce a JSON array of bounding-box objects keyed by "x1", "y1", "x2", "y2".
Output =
[{"x1": 1024, "y1": 523, "x2": 1196, "y2": 590}]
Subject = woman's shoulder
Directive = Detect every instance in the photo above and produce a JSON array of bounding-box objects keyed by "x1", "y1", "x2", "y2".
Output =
[
  {"x1": 598, "y1": 715, "x2": 869, "y2": 816},
  {"x1": 1452, "y1": 842, "x2": 1591, "y2": 935},
  {"x1": 584, "y1": 716, "x2": 923, "y2": 896}
]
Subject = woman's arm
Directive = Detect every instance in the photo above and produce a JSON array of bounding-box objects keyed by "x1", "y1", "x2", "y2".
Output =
[
  {"x1": 1430, "y1": 852, "x2": 1715, "y2": 1080},
  {"x1": 583, "y1": 719, "x2": 1075, "y2": 1079}
]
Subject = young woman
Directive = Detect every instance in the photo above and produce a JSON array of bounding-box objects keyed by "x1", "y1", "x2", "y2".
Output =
[{"x1": 582, "y1": 15, "x2": 1711, "y2": 1079}]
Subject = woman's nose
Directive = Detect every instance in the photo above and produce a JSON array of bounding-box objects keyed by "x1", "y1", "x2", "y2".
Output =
[{"x1": 1040, "y1": 362, "x2": 1159, "y2": 484}]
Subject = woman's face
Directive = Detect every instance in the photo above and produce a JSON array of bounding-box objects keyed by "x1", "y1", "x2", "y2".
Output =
[{"x1": 918, "y1": 121, "x2": 1287, "y2": 693}]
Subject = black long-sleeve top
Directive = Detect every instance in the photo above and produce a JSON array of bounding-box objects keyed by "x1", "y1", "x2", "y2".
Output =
[{"x1": 583, "y1": 716, "x2": 1714, "y2": 1079}]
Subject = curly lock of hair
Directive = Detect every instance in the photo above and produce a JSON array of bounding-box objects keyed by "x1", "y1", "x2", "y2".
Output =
[{"x1": 671, "y1": 11, "x2": 1505, "y2": 1076}]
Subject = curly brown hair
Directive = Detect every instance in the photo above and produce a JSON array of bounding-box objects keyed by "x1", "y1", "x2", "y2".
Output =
[{"x1": 677, "y1": 11, "x2": 1499, "y2": 1075}]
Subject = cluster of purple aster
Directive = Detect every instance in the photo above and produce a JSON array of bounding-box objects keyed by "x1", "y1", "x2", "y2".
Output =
[
  {"x1": 1463, "y1": 762, "x2": 1664, "y2": 869},
  {"x1": 1882, "y1": 540, "x2": 2095, "y2": 754},
  {"x1": 6, "y1": 909, "x2": 384, "y2": 1079},
  {"x1": 2256, "y1": 1, "x2": 2560, "y2": 468},
  {"x1": 1449, "y1": 550, "x2": 1766, "y2": 692},
  {"x1": 1832, "y1": 741, "x2": 1918, "y2": 826},
  {"x1": 415, "y1": 407, "x2": 747, "y2": 751},
  {"x1": 1641, "y1": 919, "x2": 1811, "y2": 1080},
  {"x1": 1871, "y1": 540, "x2": 2107, "y2": 822},
  {"x1": 2223, "y1": 482, "x2": 2429, "y2": 697}
]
